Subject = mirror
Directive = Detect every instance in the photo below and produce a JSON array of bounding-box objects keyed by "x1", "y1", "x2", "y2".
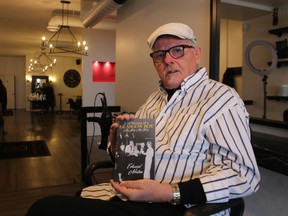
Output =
[
  {"x1": 31, "y1": 75, "x2": 49, "y2": 93},
  {"x1": 210, "y1": 0, "x2": 288, "y2": 123}
]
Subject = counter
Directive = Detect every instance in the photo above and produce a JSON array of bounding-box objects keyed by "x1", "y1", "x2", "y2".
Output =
[{"x1": 250, "y1": 117, "x2": 288, "y2": 176}]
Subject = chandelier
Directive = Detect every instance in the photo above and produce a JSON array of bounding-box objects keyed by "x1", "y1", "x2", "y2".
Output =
[
  {"x1": 28, "y1": 36, "x2": 57, "y2": 73},
  {"x1": 43, "y1": 0, "x2": 88, "y2": 56}
]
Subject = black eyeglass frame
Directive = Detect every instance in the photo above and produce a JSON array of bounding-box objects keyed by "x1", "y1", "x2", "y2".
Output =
[{"x1": 149, "y1": 45, "x2": 194, "y2": 62}]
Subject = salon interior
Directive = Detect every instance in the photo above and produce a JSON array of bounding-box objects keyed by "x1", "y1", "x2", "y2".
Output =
[{"x1": 0, "y1": 0, "x2": 287, "y2": 215}]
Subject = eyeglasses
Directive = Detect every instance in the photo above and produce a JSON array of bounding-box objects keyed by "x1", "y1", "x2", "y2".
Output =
[{"x1": 149, "y1": 45, "x2": 194, "y2": 63}]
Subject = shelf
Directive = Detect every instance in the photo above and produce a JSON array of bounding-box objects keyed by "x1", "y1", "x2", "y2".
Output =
[
  {"x1": 278, "y1": 60, "x2": 288, "y2": 67},
  {"x1": 267, "y1": 59, "x2": 288, "y2": 68},
  {"x1": 266, "y1": 96, "x2": 288, "y2": 101},
  {"x1": 268, "y1": 27, "x2": 288, "y2": 37}
]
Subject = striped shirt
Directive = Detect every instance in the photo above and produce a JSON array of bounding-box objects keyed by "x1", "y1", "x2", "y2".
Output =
[{"x1": 81, "y1": 67, "x2": 260, "y2": 207}]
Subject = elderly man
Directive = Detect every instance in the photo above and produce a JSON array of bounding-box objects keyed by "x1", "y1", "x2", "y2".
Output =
[{"x1": 26, "y1": 23, "x2": 260, "y2": 216}]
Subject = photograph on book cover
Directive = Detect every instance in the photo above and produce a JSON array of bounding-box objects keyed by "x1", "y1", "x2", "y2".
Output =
[{"x1": 114, "y1": 119, "x2": 155, "y2": 182}]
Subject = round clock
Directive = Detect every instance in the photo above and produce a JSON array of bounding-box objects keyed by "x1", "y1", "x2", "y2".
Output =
[{"x1": 63, "y1": 69, "x2": 81, "y2": 88}]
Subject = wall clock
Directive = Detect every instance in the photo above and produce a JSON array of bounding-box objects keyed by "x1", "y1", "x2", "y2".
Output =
[{"x1": 63, "y1": 69, "x2": 81, "y2": 88}]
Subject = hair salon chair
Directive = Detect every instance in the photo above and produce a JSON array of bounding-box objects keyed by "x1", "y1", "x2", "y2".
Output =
[
  {"x1": 84, "y1": 141, "x2": 245, "y2": 216},
  {"x1": 83, "y1": 93, "x2": 245, "y2": 215}
]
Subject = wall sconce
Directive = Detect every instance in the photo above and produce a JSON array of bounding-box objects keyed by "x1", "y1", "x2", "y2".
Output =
[
  {"x1": 26, "y1": 75, "x2": 32, "y2": 83},
  {"x1": 49, "y1": 76, "x2": 56, "y2": 83}
]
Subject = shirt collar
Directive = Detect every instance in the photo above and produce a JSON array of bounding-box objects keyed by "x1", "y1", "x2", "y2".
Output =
[{"x1": 159, "y1": 67, "x2": 207, "y2": 94}]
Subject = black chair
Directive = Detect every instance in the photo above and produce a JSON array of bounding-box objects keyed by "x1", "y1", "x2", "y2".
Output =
[
  {"x1": 84, "y1": 160, "x2": 244, "y2": 215},
  {"x1": 83, "y1": 111, "x2": 245, "y2": 215},
  {"x1": 183, "y1": 198, "x2": 244, "y2": 216},
  {"x1": 67, "y1": 97, "x2": 82, "y2": 118},
  {"x1": 67, "y1": 98, "x2": 82, "y2": 111}
]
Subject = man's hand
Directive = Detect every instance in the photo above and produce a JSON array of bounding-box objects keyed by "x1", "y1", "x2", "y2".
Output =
[
  {"x1": 110, "y1": 179, "x2": 172, "y2": 203},
  {"x1": 109, "y1": 113, "x2": 136, "y2": 152}
]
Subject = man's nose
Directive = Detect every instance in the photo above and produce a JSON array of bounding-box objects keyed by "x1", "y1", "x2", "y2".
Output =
[{"x1": 163, "y1": 51, "x2": 174, "y2": 63}]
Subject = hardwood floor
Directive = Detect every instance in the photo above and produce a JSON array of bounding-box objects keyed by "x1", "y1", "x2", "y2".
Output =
[
  {"x1": 0, "y1": 110, "x2": 83, "y2": 192},
  {"x1": 0, "y1": 109, "x2": 108, "y2": 215}
]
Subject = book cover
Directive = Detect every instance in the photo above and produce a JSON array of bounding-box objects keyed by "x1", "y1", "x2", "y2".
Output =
[{"x1": 114, "y1": 119, "x2": 155, "y2": 182}]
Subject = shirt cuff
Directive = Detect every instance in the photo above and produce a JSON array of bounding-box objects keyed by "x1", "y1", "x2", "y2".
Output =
[{"x1": 178, "y1": 178, "x2": 207, "y2": 204}]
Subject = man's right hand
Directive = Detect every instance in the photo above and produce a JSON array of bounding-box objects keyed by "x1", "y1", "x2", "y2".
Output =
[{"x1": 109, "y1": 113, "x2": 136, "y2": 153}]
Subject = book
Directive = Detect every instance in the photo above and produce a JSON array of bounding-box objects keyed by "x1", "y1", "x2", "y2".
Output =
[{"x1": 113, "y1": 119, "x2": 155, "y2": 182}]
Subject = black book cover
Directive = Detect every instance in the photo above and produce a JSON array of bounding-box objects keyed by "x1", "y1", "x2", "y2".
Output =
[{"x1": 114, "y1": 119, "x2": 155, "y2": 182}]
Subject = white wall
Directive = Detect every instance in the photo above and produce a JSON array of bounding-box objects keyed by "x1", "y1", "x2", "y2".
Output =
[
  {"x1": 82, "y1": 29, "x2": 116, "y2": 136},
  {"x1": 115, "y1": 0, "x2": 210, "y2": 112},
  {"x1": 82, "y1": 29, "x2": 116, "y2": 108}
]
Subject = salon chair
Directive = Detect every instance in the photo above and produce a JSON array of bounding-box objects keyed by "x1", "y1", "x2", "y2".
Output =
[
  {"x1": 67, "y1": 97, "x2": 82, "y2": 119},
  {"x1": 84, "y1": 139, "x2": 245, "y2": 216},
  {"x1": 83, "y1": 91, "x2": 244, "y2": 215},
  {"x1": 67, "y1": 98, "x2": 82, "y2": 110}
]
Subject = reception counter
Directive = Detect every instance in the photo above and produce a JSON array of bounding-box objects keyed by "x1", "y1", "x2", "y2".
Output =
[
  {"x1": 252, "y1": 131, "x2": 288, "y2": 176},
  {"x1": 250, "y1": 117, "x2": 288, "y2": 176}
]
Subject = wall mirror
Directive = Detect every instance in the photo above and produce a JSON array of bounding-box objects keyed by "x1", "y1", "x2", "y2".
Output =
[
  {"x1": 210, "y1": 0, "x2": 288, "y2": 124},
  {"x1": 31, "y1": 75, "x2": 49, "y2": 93}
]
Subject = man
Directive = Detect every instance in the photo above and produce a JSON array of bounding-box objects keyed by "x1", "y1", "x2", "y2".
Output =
[
  {"x1": 41, "y1": 82, "x2": 55, "y2": 113},
  {"x1": 26, "y1": 23, "x2": 260, "y2": 216},
  {"x1": 0, "y1": 79, "x2": 7, "y2": 114}
]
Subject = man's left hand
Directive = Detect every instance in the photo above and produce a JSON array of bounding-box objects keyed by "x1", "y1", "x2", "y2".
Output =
[{"x1": 110, "y1": 179, "x2": 172, "y2": 203}]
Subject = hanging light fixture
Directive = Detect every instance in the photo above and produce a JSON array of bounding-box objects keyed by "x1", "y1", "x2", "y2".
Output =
[
  {"x1": 43, "y1": 0, "x2": 88, "y2": 56},
  {"x1": 28, "y1": 36, "x2": 57, "y2": 73}
]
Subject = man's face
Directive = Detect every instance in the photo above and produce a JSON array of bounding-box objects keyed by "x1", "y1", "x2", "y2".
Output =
[{"x1": 152, "y1": 35, "x2": 201, "y2": 89}]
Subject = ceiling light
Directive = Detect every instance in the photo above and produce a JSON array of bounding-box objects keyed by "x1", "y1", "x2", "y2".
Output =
[
  {"x1": 44, "y1": 0, "x2": 88, "y2": 56},
  {"x1": 28, "y1": 36, "x2": 57, "y2": 73}
]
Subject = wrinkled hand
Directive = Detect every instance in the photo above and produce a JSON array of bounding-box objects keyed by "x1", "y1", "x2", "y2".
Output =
[
  {"x1": 109, "y1": 113, "x2": 136, "y2": 150},
  {"x1": 110, "y1": 179, "x2": 172, "y2": 203}
]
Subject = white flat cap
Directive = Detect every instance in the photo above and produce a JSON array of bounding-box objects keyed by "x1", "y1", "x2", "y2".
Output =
[{"x1": 147, "y1": 22, "x2": 197, "y2": 49}]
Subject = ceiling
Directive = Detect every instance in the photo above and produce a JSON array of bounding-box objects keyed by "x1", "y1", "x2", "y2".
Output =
[
  {"x1": 0, "y1": 0, "x2": 117, "y2": 57},
  {"x1": 0, "y1": 0, "x2": 287, "y2": 57},
  {"x1": 220, "y1": 0, "x2": 288, "y2": 21}
]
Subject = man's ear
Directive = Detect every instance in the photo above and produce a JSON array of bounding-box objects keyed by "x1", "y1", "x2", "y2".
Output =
[{"x1": 194, "y1": 47, "x2": 202, "y2": 64}]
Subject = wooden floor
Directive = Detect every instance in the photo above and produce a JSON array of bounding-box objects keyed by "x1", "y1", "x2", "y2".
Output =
[
  {"x1": 0, "y1": 109, "x2": 107, "y2": 216},
  {"x1": 0, "y1": 183, "x2": 83, "y2": 216}
]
